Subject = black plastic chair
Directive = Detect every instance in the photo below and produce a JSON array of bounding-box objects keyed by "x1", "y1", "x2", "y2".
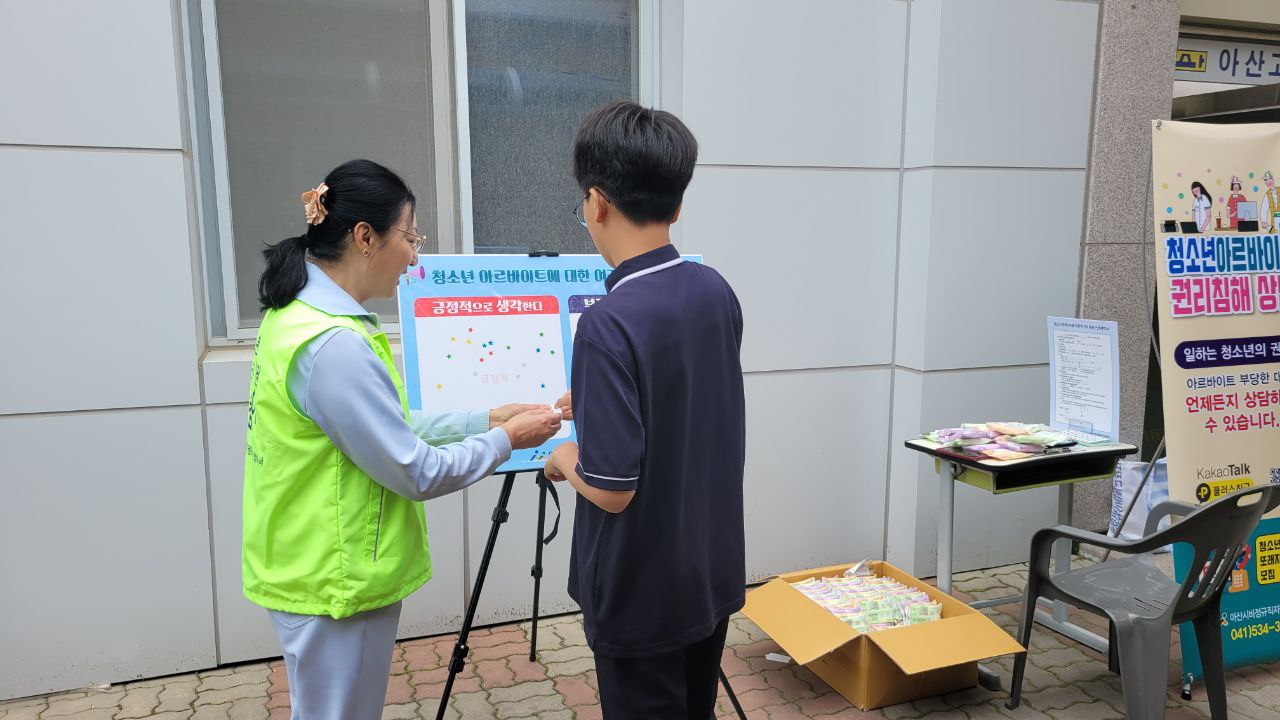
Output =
[{"x1": 1006, "y1": 484, "x2": 1280, "y2": 719}]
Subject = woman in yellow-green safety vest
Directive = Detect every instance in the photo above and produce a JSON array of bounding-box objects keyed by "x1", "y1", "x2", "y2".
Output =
[{"x1": 244, "y1": 159, "x2": 563, "y2": 720}]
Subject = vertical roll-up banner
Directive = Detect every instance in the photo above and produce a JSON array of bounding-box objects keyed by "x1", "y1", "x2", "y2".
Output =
[{"x1": 1151, "y1": 120, "x2": 1280, "y2": 684}]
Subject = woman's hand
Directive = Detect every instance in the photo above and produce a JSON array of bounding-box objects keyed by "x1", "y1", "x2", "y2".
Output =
[
  {"x1": 489, "y1": 403, "x2": 546, "y2": 429},
  {"x1": 500, "y1": 408, "x2": 562, "y2": 449}
]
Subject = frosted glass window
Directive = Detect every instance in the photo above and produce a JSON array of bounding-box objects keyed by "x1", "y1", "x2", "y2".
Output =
[
  {"x1": 215, "y1": 0, "x2": 438, "y2": 327},
  {"x1": 465, "y1": 0, "x2": 638, "y2": 254}
]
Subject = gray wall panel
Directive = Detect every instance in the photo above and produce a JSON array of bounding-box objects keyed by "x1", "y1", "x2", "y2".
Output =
[
  {"x1": 0, "y1": 148, "x2": 201, "y2": 415},
  {"x1": 0, "y1": 0, "x2": 183, "y2": 149},
  {"x1": 0, "y1": 408, "x2": 216, "y2": 697}
]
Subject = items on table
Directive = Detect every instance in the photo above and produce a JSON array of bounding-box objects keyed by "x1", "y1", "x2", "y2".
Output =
[
  {"x1": 790, "y1": 565, "x2": 943, "y2": 634},
  {"x1": 922, "y1": 422, "x2": 1074, "y2": 461}
]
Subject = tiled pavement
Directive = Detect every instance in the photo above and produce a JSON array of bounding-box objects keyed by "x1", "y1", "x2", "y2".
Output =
[{"x1": 4, "y1": 562, "x2": 1279, "y2": 719}]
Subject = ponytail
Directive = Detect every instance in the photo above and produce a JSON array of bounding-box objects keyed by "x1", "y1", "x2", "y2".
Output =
[
  {"x1": 255, "y1": 159, "x2": 416, "y2": 311},
  {"x1": 258, "y1": 235, "x2": 310, "y2": 311}
]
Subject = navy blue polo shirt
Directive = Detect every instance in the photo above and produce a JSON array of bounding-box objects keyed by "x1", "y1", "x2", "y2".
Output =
[{"x1": 567, "y1": 244, "x2": 746, "y2": 658}]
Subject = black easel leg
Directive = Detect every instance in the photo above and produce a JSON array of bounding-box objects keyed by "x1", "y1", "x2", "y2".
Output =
[
  {"x1": 719, "y1": 667, "x2": 747, "y2": 720},
  {"x1": 435, "y1": 472, "x2": 517, "y2": 720},
  {"x1": 530, "y1": 474, "x2": 549, "y2": 661}
]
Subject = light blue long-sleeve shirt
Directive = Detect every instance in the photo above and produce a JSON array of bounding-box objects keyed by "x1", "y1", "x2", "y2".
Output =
[{"x1": 284, "y1": 262, "x2": 512, "y2": 501}]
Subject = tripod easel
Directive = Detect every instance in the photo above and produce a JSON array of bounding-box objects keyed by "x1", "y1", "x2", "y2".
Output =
[{"x1": 433, "y1": 471, "x2": 518, "y2": 720}]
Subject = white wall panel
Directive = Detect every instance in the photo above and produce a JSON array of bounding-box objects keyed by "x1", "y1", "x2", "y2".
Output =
[
  {"x1": 743, "y1": 368, "x2": 891, "y2": 582},
  {"x1": 0, "y1": 408, "x2": 215, "y2": 698},
  {"x1": 884, "y1": 369, "x2": 925, "y2": 570},
  {"x1": 905, "y1": 0, "x2": 1099, "y2": 168},
  {"x1": 683, "y1": 0, "x2": 907, "y2": 168},
  {"x1": 0, "y1": 148, "x2": 200, "y2": 414},
  {"x1": 206, "y1": 403, "x2": 274, "y2": 663},
  {"x1": 893, "y1": 170, "x2": 933, "y2": 372},
  {"x1": 203, "y1": 350, "x2": 253, "y2": 406},
  {"x1": 902, "y1": 1, "x2": 943, "y2": 171},
  {"x1": 682, "y1": 168, "x2": 899, "y2": 372},
  {"x1": 0, "y1": 0, "x2": 183, "y2": 149},
  {"x1": 894, "y1": 168, "x2": 1084, "y2": 371}
]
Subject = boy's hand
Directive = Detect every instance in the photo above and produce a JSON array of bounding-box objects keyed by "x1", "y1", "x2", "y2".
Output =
[
  {"x1": 501, "y1": 408, "x2": 561, "y2": 449},
  {"x1": 554, "y1": 392, "x2": 573, "y2": 421},
  {"x1": 544, "y1": 442, "x2": 578, "y2": 481}
]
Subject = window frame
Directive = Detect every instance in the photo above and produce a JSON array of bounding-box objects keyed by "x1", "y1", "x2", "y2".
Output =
[{"x1": 185, "y1": 0, "x2": 656, "y2": 344}]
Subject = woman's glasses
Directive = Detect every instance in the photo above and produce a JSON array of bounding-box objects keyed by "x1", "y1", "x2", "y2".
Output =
[{"x1": 391, "y1": 226, "x2": 429, "y2": 253}]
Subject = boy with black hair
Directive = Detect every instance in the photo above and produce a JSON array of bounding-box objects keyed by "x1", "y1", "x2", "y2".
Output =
[{"x1": 544, "y1": 101, "x2": 746, "y2": 719}]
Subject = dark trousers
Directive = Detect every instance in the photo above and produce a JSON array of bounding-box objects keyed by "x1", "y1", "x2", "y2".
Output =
[{"x1": 593, "y1": 617, "x2": 731, "y2": 720}]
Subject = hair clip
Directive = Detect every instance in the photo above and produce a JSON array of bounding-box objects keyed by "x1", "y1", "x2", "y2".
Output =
[{"x1": 300, "y1": 182, "x2": 329, "y2": 225}]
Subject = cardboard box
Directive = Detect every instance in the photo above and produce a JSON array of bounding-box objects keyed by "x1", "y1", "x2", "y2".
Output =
[{"x1": 742, "y1": 561, "x2": 1024, "y2": 710}]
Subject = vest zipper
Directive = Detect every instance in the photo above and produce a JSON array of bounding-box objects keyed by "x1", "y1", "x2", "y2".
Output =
[{"x1": 372, "y1": 487, "x2": 386, "y2": 560}]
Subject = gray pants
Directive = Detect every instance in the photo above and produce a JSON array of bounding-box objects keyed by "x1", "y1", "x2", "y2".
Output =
[{"x1": 269, "y1": 601, "x2": 402, "y2": 720}]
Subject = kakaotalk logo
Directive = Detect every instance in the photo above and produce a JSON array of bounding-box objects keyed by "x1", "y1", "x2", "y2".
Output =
[
  {"x1": 1197, "y1": 463, "x2": 1252, "y2": 480},
  {"x1": 1194, "y1": 462, "x2": 1254, "y2": 503}
]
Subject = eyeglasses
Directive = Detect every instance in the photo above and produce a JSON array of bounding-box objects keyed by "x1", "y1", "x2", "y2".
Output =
[
  {"x1": 573, "y1": 190, "x2": 611, "y2": 228},
  {"x1": 391, "y1": 226, "x2": 429, "y2": 253}
]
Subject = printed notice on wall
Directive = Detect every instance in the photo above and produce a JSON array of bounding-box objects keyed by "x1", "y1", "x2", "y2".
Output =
[{"x1": 1048, "y1": 317, "x2": 1120, "y2": 441}]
